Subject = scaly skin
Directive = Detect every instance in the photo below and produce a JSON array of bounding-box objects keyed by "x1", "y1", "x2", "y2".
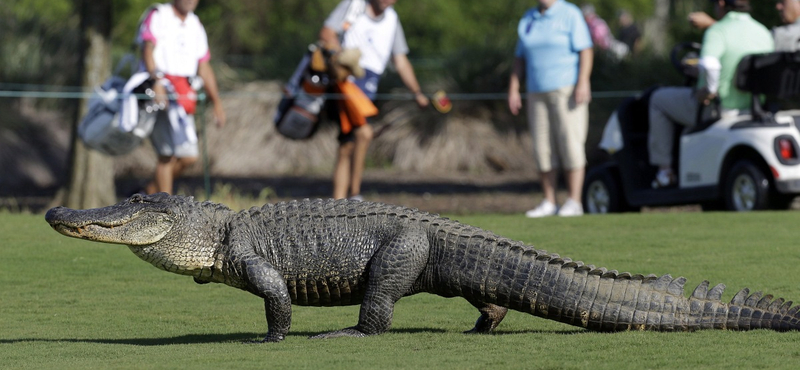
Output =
[{"x1": 45, "y1": 193, "x2": 800, "y2": 342}]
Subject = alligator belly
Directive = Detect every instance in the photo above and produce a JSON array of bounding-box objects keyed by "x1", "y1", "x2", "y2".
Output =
[{"x1": 286, "y1": 277, "x2": 366, "y2": 306}]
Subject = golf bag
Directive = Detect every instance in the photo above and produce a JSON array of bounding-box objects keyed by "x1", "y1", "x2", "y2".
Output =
[
  {"x1": 273, "y1": 0, "x2": 366, "y2": 140},
  {"x1": 273, "y1": 46, "x2": 330, "y2": 140}
]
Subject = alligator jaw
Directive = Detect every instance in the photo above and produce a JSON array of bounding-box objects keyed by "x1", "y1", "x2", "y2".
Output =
[{"x1": 46, "y1": 206, "x2": 174, "y2": 246}]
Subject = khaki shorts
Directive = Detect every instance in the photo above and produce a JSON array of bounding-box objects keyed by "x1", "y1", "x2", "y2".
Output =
[
  {"x1": 150, "y1": 110, "x2": 199, "y2": 158},
  {"x1": 526, "y1": 86, "x2": 588, "y2": 172}
]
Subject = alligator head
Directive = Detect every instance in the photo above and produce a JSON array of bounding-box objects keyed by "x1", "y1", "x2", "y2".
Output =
[{"x1": 45, "y1": 193, "x2": 232, "y2": 277}]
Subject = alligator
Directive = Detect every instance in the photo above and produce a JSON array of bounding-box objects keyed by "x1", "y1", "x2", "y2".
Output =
[{"x1": 45, "y1": 193, "x2": 800, "y2": 342}]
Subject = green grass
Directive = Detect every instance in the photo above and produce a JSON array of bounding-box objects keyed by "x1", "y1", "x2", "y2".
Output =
[{"x1": 3, "y1": 211, "x2": 800, "y2": 369}]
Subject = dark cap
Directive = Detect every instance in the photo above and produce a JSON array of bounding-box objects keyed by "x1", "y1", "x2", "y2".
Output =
[
  {"x1": 709, "y1": 0, "x2": 750, "y2": 11},
  {"x1": 709, "y1": 0, "x2": 740, "y2": 5}
]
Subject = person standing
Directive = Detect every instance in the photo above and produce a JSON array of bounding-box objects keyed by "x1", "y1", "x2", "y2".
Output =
[
  {"x1": 617, "y1": 9, "x2": 641, "y2": 54},
  {"x1": 508, "y1": 0, "x2": 594, "y2": 217},
  {"x1": 319, "y1": 0, "x2": 429, "y2": 201},
  {"x1": 140, "y1": 0, "x2": 226, "y2": 195}
]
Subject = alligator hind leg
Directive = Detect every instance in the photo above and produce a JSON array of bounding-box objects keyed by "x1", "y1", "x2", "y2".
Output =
[
  {"x1": 465, "y1": 301, "x2": 508, "y2": 334},
  {"x1": 310, "y1": 227, "x2": 430, "y2": 339}
]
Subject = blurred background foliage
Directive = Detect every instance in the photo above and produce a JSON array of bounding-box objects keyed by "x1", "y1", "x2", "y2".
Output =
[
  {"x1": 0, "y1": 0, "x2": 789, "y2": 200},
  {"x1": 1, "y1": 0, "x2": 783, "y2": 88},
  {"x1": 0, "y1": 0, "x2": 786, "y2": 118}
]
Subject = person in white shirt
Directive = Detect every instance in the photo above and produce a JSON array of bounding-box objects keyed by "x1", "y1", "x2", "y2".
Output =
[
  {"x1": 140, "y1": 0, "x2": 226, "y2": 195},
  {"x1": 774, "y1": 0, "x2": 800, "y2": 52},
  {"x1": 320, "y1": 0, "x2": 429, "y2": 201}
]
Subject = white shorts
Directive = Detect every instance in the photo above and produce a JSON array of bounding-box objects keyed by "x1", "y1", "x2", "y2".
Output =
[
  {"x1": 526, "y1": 86, "x2": 588, "y2": 172},
  {"x1": 150, "y1": 110, "x2": 198, "y2": 158}
]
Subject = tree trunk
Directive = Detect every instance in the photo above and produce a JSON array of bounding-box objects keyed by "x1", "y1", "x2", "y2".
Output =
[{"x1": 62, "y1": 0, "x2": 116, "y2": 209}]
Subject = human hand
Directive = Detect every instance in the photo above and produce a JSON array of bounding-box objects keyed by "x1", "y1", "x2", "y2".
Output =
[
  {"x1": 213, "y1": 103, "x2": 226, "y2": 128},
  {"x1": 688, "y1": 12, "x2": 715, "y2": 30},
  {"x1": 575, "y1": 80, "x2": 592, "y2": 105},
  {"x1": 508, "y1": 90, "x2": 522, "y2": 116},
  {"x1": 153, "y1": 81, "x2": 169, "y2": 110},
  {"x1": 414, "y1": 92, "x2": 430, "y2": 109},
  {"x1": 695, "y1": 86, "x2": 716, "y2": 105}
]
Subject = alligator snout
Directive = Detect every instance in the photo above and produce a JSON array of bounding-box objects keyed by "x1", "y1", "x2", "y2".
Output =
[{"x1": 45, "y1": 206, "x2": 69, "y2": 225}]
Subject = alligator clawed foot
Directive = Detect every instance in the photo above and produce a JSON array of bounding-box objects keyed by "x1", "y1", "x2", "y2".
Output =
[
  {"x1": 245, "y1": 334, "x2": 285, "y2": 343},
  {"x1": 463, "y1": 328, "x2": 493, "y2": 335},
  {"x1": 309, "y1": 328, "x2": 369, "y2": 339},
  {"x1": 463, "y1": 313, "x2": 502, "y2": 334}
]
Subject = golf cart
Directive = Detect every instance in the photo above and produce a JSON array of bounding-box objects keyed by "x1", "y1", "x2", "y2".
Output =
[{"x1": 582, "y1": 44, "x2": 800, "y2": 213}]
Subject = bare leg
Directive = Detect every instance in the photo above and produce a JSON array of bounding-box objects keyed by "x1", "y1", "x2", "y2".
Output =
[
  {"x1": 540, "y1": 170, "x2": 558, "y2": 204},
  {"x1": 348, "y1": 124, "x2": 373, "y2": 197},
  {"x1": 145, "y1": 181, "x2": 157, "y2": 195},
  {"x1": 145, "y1": 156, "x2": 198, "y2": 195},
  {"x1": 174, "y1": 156, "x2": 198, "y2": 177},
  {"x1": 145, "y1": 156, "x2": 176, "y2": 194},
  {"x1": 565, "y1": 167, "x2": 585, "y2": 202},
  {"x1": 333, "y1": 142, "x2": 355, "y2": 199}
]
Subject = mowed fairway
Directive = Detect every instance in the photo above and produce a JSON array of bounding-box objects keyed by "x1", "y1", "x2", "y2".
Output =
[{"x1": 3, "y1": 209, "x2": 800, "y2": 369}]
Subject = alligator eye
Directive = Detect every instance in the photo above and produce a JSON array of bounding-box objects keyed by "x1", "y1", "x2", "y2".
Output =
[{"x1": 130, "y1": 194, "x2": 144, "y2": 203}]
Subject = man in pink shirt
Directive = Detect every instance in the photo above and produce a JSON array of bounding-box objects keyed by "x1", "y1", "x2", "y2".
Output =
[{"x1": 140, "y1": 0, "x2": 226, "y2": 195}]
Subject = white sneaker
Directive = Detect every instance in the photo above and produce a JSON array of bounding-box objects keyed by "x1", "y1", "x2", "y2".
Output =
[
  {"x1": 651, "y1": 169, "x2": 676, "y2": 189},
  {"x1": 348, "y1": 195, "x2": 364, "y2": 202},
  {"x1": 525, "y1": 200, "x2": 557, "y2": 218},
  {"x1": 557, "y1": 198, "x2": 584, "y2": 217}
]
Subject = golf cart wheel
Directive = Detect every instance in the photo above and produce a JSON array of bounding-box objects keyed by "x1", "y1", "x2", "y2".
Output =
[
  {"x1": 582, "y1": 167, "x2": 624, "y2": 214},
  {"x1": 723, "y1": 160, "x2": 770, "y2": 211}
]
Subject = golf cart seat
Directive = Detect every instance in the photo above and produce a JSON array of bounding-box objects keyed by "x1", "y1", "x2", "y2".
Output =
[{"x1": 736, "y1": 51, "x2": 800, "y2": 123}]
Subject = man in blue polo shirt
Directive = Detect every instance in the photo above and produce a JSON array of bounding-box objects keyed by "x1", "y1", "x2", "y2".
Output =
[{"x1": 508, "y1": 0, "x2": 594, "y2": 217}]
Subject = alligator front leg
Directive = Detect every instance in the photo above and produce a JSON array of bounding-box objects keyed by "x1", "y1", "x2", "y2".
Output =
[
  {"x1": 243, "y1": 257, "x2": 292, "y2": 343},
  {"x1": 310, "y1": 227, "x2": 430, "y2": 339}
]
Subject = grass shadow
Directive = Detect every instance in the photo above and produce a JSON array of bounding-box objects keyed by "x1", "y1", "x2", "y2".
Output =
[
  {"x1": 0, "y1": 327, "x2": 452, "y2": 346},
  {"x1": 490, "y1": 329, "x2": 589, "y2": 336},
  {"x1": 0, "y1": 333, "x2": 262, "y2": 346}
]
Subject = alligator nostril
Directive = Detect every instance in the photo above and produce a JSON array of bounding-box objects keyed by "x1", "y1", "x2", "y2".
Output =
[{"x1": 44, "y1": 207, "x2": 65, "y2": 223}]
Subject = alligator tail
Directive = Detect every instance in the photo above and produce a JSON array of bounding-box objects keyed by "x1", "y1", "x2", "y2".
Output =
[
  {"x1": 430, "y1": 227, "x2": 800, "y2": 332},
  {"x1": 442, "y1": 237, "x2": 800, "y2": 332},
  {"x1": 712, "y1": 284, "x2": 800, "y2": 331},
  {"x1": 509, "y1": 253, "x2": 800, "y2": 331}
]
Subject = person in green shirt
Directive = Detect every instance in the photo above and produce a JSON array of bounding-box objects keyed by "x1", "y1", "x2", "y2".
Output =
[{"x1": 648, "y1": 0, "x2": 773, "y2": 188}]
